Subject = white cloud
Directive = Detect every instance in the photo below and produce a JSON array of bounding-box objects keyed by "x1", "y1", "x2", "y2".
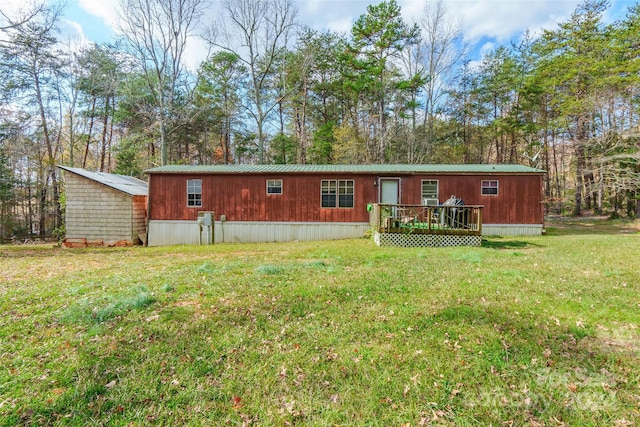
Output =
[
  {"x1": 325, "y1": 17, "x2": 356, "y2": 34},
  {"x1": 2, "y1": 0, "x2": 32, "y2": 15},
  {"x1": 297, "y1": 0, "x2": 368, "y2": 34},
  {"x1": 399, "y1": 0, "x2": 425, "y2": 25},
  {"x1": 1, "y1": 0, "x2": 43, "y2": 27},
  {"x1": 183, "y1": 36, "x2": 210, "y2": 73},
  {"x1": 466, "y1": 42, "x2": 496, "y2": 72},
  {"x1": 78, "y1": 0, "x2": 121, "y2": 31},
  {"x1": 478, "y1": 40, "x2": 496, "y2": 57},
  {"x1": 454, "y1": 0, "x2": 581, "y2": 43},
  {"x1": 2, "y1": 1, "x2": 91, "y2": 52},
  {"x1": 59, "y1": 19, "x2": 92, "y2": 51},
  {"x1": 57, "y1": 0, "x2": 627, "y2": 72},
  {"x1": 295, "y1": 0, "x2": 582, "y2": 49},
  {"x1": 299, "y1": 0, "x2": 322, "y2": 15}
]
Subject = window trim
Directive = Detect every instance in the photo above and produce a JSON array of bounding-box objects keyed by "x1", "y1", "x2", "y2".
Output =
[
  {"x1": 321, "y1": 179, "x2": 354, "y2": 208},
  {"x1": 481, "y1": 180, "x2": 499, "y2": 196},
  {"x1": 187, "y1": 179, "x2": 202, "y2": 207},
  {"x1": 266, "y1": 179, "x2": 283, "y2": 195}
]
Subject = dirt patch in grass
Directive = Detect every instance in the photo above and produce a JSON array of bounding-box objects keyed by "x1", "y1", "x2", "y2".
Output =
[
  {"x1": 174, "y1": 301, "x2": 201, "y2": 308},
  {"x1": 591, "y1": 323, "x2": 640, "y2": 355}
]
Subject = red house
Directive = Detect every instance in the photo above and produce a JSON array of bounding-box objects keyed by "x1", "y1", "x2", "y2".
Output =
[{"x1": 144, "y1": 164, "x2": 544, "y2": 245}]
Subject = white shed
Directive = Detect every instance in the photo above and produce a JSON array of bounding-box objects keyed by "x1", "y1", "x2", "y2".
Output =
[{"x1": 59, "y1": 166, "x2": 148, "y2": 247}]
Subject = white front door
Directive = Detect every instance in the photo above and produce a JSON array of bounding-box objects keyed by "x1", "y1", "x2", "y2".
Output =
[{"x1": 380, "y1": 179, "x2": 400, "y2": 204}]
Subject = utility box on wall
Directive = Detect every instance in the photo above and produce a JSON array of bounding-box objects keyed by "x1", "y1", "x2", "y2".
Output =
[
  {"x1": 197, "y1": 211, "x2": 215, "y2": 244},
  {"x1": 202, "y1": 212, "x2": 212, "y2": 227}
]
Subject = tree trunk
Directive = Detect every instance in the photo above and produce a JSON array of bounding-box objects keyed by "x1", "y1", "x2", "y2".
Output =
[
  {"x1": 224, "y1": 116, "x2": 231, "y2": 165},
  {"x1": 574, "y1": 145, "x2": 584, "y2": 216},
  {"x1": 83, "y1": 97, "x2": 97, "y2": 168},
  {"x1": 51, "y1": 169, "x2": 61, "y2": 231},
  {"x1": 38, "y1": 173, "x2": 47, "y2": 240},
  {"x1": 378, "y1": 86, "x2": 386, "y2": 163},
  {"x1": 584, "y1": 171, "x2": 594, "y2": 211},
  {"x1": 159, "y1": 109, "x2": 168, "y2": 165},
  {"x1": 573, "y1": 114, "x2": 589, "y2": 217},
  {"x1": 27, "y1": 183, "x2": 33, "y2": 237},
  {"x1": 107, "y1": 114, "x2": 114, "y2": 172},
  {"x1": 99, "y1": 96, "x2": 110, "y2": 172},
  {"x1": 34, "y1": 69, "x2": 60, "y2": 238},
  {"x1": 296, "y1": 82, "x2": 309, "y2": 164}
]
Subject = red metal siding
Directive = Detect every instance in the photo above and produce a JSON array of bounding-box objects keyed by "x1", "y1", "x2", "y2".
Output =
[
  {"x1": 148, "y1": 172, "x2": 543, "y2": 225},
  {"x1": 403, "y1": 174, "x2": 543, "y2": 224},
  {"x1": 148, "y1": 173, "x2": 379, "y2": 223}
]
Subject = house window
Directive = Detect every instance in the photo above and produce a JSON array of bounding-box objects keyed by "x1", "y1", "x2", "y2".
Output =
[
  {"x1": 421, "y1": 180, "x2": 439, "y2": 205},
  {"x1": 187, "y1": 179, "x2": 202, "y2": 207},
  {"x1": 321, "y1": 180, "x2": 337, "y2": 208},
  {"x1": 338, "y1": 180, "x2": 354, "y2": 208},
  {"x1": 481, "y1": 180, "x2": 499, "y2": 195},
  {"x1": 267, "y1": 179, "x2": 282, "y2": 194},
  {"x1": 321, "y1": 179, "x2": 354, "y2": 208}
]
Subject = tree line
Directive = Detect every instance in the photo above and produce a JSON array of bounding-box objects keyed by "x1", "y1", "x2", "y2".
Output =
[{"x1": 0, "y1": 0, "x2": 639, "y2": 240}]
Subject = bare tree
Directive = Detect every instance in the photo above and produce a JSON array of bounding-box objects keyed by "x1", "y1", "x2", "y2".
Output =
[
  {"x1": 208, "y1": 0, "x2": 298, "y2": 164},
  {"x1": 119, "y1": 0, "x2": 207, "y2": 165},
  {"x1": 398, "y1": 38, "x2": 426, "y2": 163},
  {"x1": 0, "y1": 1, "x2": 46, "y2": 48},
  {"x1": 0, "y1": 2, "x2": 67, "y2": 237},
  {"x1": 419, "y1": 0, "x2": 466, "y2": 158}
]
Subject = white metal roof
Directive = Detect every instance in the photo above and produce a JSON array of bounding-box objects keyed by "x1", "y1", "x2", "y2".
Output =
[{"x1": 58, "y1": 166, "x2": 148, "y2": 196}]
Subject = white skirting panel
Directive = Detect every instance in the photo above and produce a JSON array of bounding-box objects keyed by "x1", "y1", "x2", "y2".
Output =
[
  {"x1": 148, "y1": 220, "x2": 371, "y2": 246},
  {"x1": 482, "y1": 224, "x2": 543, "y2": 236},
  {"x1": 374, "y1": 232, "x2": 482, "y2": 247},
  {"x1": 148, "y1": 221, "x2": 202, "y2": 246}
]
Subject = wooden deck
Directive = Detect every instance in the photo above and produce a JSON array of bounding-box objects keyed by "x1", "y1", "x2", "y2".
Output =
[{"x1": 370, "y1": 204, "x2": 483, "y2": 247}]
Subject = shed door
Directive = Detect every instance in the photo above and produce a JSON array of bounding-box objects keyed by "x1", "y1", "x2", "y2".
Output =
[{"x1": 380, "y1": 179, "x2": 400, "y2": 204}]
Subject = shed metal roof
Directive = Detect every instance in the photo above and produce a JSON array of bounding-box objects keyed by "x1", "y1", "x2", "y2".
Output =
[
  {"x1": 145, "y1": 164, "x2": 544, "y2": 175},
  {"x1": 59, "y1": 166, "x2": 148, "y2": 196}
]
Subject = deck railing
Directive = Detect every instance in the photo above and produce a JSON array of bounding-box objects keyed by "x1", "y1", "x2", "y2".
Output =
[{"x1": 370, "y1": 203, "x2": 483, "y2": 236}]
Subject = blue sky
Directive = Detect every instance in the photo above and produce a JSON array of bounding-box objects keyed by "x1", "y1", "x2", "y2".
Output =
[
  {"x1": 63, "y1": 3, "x2": 115, "y2": 44},
  {"x1": 2, "y1": 0, "x2": 634, "y2": 69}
]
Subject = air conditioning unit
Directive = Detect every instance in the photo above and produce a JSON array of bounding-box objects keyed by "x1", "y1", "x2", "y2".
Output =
[{"x1": 422, "y1": 197, "x2": 439, "y2": 206}]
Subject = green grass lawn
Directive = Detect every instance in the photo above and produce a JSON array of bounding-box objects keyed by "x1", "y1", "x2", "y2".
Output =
[{"x1": 1, "y1": 219, "x2": 639, "y2": 426}]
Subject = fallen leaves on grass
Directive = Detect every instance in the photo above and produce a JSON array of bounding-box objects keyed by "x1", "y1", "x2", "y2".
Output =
[{"x1": 232, "y1": 396, "x2": 243, "y2": 409}]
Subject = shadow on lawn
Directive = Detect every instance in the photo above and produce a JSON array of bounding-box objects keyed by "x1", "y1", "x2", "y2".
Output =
[{"x1": 481, "y1": 238, "x2": 542, "y2": 249}]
